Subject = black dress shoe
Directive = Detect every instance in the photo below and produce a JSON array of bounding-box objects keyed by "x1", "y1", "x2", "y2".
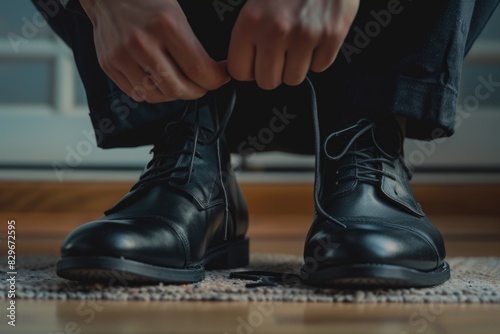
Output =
[
  {"x1": 302, "y1": 116, "x2": 450, "y2": 287},
  {"x1": 57, "y1": 96, "x2": 249, "y2": 284}
]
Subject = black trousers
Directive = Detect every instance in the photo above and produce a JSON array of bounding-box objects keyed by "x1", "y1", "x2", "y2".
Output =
[{"x1": 35, "y1": 0, "x2": 499, "y2": 154}]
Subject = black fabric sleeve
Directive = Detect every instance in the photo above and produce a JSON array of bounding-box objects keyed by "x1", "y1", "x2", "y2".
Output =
[{"x1": 58, "y1": 0, "x2": 87, "y2": 17}]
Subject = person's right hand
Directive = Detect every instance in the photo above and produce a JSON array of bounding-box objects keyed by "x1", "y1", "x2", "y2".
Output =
[{"x1": 80, "y1": 0, "x2": 230, "y2": 103}]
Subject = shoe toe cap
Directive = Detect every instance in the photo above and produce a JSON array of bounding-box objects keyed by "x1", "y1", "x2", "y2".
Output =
[
  {"x1": 304, "y1": 222, "x2": 442, "y2": 272},
  {"x1": 61, "y1": 218, "x2": 187, "y2": 268}
]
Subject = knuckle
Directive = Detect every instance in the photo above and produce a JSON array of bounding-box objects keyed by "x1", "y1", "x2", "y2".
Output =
[
  {"x1": 156, "y1": 66, "x2": 173, "y2": 80},
  {"x1": 155, "y1": 12, "x2": 177, "y2": 30},
  {"x1": 126, "y1": 29, "x2": 147, "y2": 49},
  {"x1": 110, "y1": 49, "x2": 126, "y2": 63},
  {"x1": 157, "y1": 69, "x2": 173, "y2": 84},
  {"x1": 240, "y1": 6, "x2": 262, "y2": 25},
  {"x1": 167, "y1": 86, "x2": 185, "y2": 100},
  {"x1": 184, "y1": 62, "x2": 207, "y2": 82},
  {"x1": 330, "y1": 30, "x2": 346, "y2": 44},
  {"x1": 323, "y1": 23, "x2": 349, "y2": 45},
  {"x1": 339, "y1": 15, "x2": 355, "y2": 34},
  {"x1": 298, "y1": 26, "x2": 321, "y2": 41},
  {"x1": 269, "y1": 17, "x2": 292, "y2": 37}
]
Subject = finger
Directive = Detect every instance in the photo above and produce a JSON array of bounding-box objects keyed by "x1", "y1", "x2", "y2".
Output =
[
  {"x1": 94, "y1": 44, "x2": 143, "y2": 101},
  {"x1": 254, "y1": 47, "x2": 285, "y2": 90},
  {"x1": 227, "y1": 24, "x2": 256, "y2": 82},
  {"x1": 101, "y1": 55, "x2": 149, "y2": 102},
  {"x1": 98, "y1": 59, "x2": 136, "y2": 100},
  {"x1": 153, "y1": 13, "x2": 230, "y2": 90},
  {"x1": 110, "y1": 57, "x2": 162, "y2": 102},
  {"x1": 252, "y1": 13, "x2": 292, "y2": 90},
  {"x1": 152, "y1": 51, "x2": 209, "y2": 101},
  {"x1": 129, "y1": 42, "x2": 207, "y2": 102},
  {"x1": 96, "y1": 33, "x2": 158, "y2": 103},
  {"x1": 310, "y1": 39, "x2": 341, "y2": 73},
  {"x1": 282, "y1": 46, "x2": 314, "y2": 86}
]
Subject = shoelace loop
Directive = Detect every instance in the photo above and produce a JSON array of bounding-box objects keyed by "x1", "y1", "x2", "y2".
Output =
[{"x1": 323, "y1": 119, "x2": 398, "y2": 184}]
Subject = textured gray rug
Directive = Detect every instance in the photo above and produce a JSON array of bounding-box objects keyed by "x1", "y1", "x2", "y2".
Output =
[{"x1": 1, "y1": 254, "x2": 499, "y2": 303}]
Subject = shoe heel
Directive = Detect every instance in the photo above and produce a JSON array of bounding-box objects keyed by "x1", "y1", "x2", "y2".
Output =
[{"x1": 206, "y1": 237, "x2": 250, "y2": 270}]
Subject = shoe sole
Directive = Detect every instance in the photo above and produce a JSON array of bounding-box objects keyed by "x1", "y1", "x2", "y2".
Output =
[
  {"x1": 56, "y1": 237, "x2": 249, "y2": 285},
  {"x1": 302, "y1": 261, "x2": 450, "y2": 288}
]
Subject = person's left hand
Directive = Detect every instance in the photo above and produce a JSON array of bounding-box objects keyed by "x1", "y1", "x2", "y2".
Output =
[{"x1": 227, "y1": 0, "x2": 359, "y2": 90}]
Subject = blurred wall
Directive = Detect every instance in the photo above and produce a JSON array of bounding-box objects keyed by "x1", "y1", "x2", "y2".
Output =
[{"x1": 0, "y1": 2, "x2": 499, "y2": 182}]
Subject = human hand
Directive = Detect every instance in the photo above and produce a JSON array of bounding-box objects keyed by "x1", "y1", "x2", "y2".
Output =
[
  {"x1": 227, "y1": 0, "x2": 359, "y2": 90},
  {"x1": 80, "y1": 0, "x2": 230, "y2": 102}
]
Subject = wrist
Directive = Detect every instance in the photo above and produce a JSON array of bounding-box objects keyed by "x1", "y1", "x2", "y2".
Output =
[
  {"x1": 80, "y1": 1, "x2": 115, "y2": 25},
  {"x1": 80, "y1": 0, "x2": 102, "y2": 23},
  {"x1": 79, "y1": 0, "x2": 98, "y2": 21},
  {"x1": 80, "y1": 0, "x2": 95, "y2": 9}
]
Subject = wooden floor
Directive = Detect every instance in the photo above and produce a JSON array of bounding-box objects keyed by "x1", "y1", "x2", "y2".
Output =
[
  {"x1": 3, "y1": 300, "x2": 500, "y2": 334},
  {"x1": 1, "y1": 182, "x2": 500, "y2": 333}
]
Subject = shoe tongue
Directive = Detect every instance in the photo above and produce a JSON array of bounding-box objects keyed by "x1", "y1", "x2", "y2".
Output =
[
  {"x1": 146, "y1": 102, "x2": 219, "y2": 171},
  {"x1": 324, "y1": 123, "x2": 367, "y2": 158},
  {"x1": 153, "y1": 99, "x2": 218, "y2": 157},
  {"x1": 324, "y1": 118, "x2": 404, "y2": 187},
  {"x1": 325, "y1": 117, "x2": 402, "y2": 159},
  {"x1": 141, "y1": 121, "x2": 193, "y2": 175},
  {"x1": 372, "y1": 117, "x2": 403, "y2": 157},
  {"x1": 353, "y1": 122, "x2": 400, "y2": 185},
  {"x1": 182, "y1": 101, "x2": 216, "y2": 132}
]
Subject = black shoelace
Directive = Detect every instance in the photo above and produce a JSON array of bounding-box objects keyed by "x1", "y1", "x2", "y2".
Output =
[
  {"x1": 229, "y1": 77, "x2": 350, "y2": 287},
  {"x1": 227, "y1": 80, "x2": 411, "y2": 287},
  {"x1": 322, "y1": 119, "x2": 399, "y2": 185},
  {"x1": 128, "y1": 79, "x2": 407, "y2": 287},
  {"x1": 132, "y1": 87, "x2": 237, "y2": 191}
]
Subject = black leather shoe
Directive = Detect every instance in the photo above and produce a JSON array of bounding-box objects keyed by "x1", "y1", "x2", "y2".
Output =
[
  {"x1": 57, "y1": 96, "x2": 249, "y2": 284},
  {"x1": 302, "y1": 117, "x2": 450, "y2": 287}
]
